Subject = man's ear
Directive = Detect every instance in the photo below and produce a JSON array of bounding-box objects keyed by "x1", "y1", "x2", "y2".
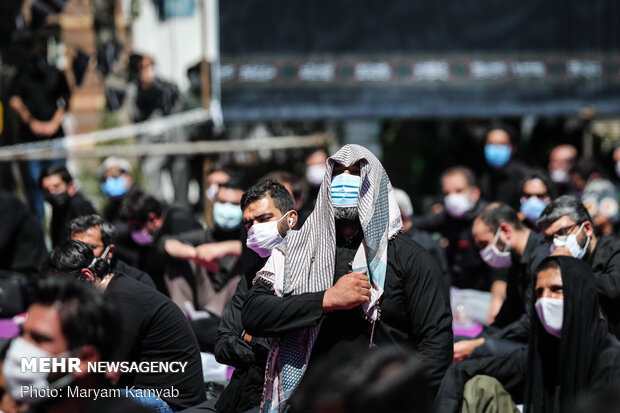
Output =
[
  {"x1": 80, "y1": 268, "x2": 95, "y2": 282},
  {"x1": 147, "y1": 212, "x2": 158, "y2": 221},
  {"x1": 499, "y1": 222, "x2": 512, "y2": 239},
  {"x1": 107, "y1": 244, "x2": 115, "y2": 260},
  {"x1": 67, "y1": 182, "x2": 77, "y2": 197},
  {"x1": 471, "y1": 187, "x2": 481, "y2": 203},
  {"x1": 288, "y1": 210, "x2": 298, "y2": 229},
  {"x1": 583, "y1": 221, "x2": 595, "y2": 238},
  {"x1": 74, "y1": 345, "x2": 100, "y2": 378}
]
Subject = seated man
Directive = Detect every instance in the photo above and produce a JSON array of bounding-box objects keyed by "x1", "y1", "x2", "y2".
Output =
[
  {"x1": 3, "y1": 276, "x2": 150, "y2": 412},
  {"x1": 436, "y1": 256, "x2": 620, "y2": 413},
  {"x1": 163, "y1": 177, "x2": 255, "y2": 317},
  {"x1": 119, "y1": 190, "x2": 202, "y2": 294},
  {"x1": 454, "y1": 203, "x2": 548, "y2": 361},
  {"x1": 47, "y1": 240, "x2": 206, "y2": 411},
  {"x1": 69, "y1": 214, "x2": 156, "y2": 288},
  {"x1": 39, "y1": 165, "x2": 97, "y2": 248}
]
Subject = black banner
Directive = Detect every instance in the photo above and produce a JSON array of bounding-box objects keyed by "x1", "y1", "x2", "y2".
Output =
[{"x1": 219, "y1": 0, "x2": 620, "y2": 120}]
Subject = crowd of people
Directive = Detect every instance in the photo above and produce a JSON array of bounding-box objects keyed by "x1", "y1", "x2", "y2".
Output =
[{"x1": 1, "y1": 130, "x2": 620, "y2": 413}]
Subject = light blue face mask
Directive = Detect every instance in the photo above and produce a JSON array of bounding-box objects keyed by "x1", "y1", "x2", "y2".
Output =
[
  {"x1": 101, "y1": 176, "x2": 127, "y2": 198},
  {"x1": 213, "y1": 202, "x2": 243, "y2": 230},
  {"x1": 485, "y1": 144, "x2": 512, "y2": 168},
  {"x1": 331, "y1": 173, "x2": 361, "y2": 207},
  {"x1": 520, "y1": 196, "x2": 548, "y2": 223}
]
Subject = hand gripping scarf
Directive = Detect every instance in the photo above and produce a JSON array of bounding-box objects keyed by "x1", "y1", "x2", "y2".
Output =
[{"x1": 254, "y1": 144, "x2": 403, "y2": 412}]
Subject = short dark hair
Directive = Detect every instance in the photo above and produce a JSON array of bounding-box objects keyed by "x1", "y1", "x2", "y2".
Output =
[
  {"x1": 219, "y1": 174, "x2": 245, "y2": 192},
  {"x1": 476, "y1": 202, "x2": 524, "y2": 233},
  {"x1": 537, "y1": 195, "x2": 592, "y2": 231},
  {"x1": 119, "y1": 190, "x2": 164, "y2": 224},
  {"x1": 46, "y1": 239, "x2": 110, "y2": 280},
  {"x1": 486, "y1": 122, "x2": 518, "y2": 145},
  {"x1": 39, "y1": 165, "x2": 73, "y2": 187},
  {"x1": 69, "y1": 214, "x2": 116, "y2": 247},
  {"x1": 29, "y1": 276, "x2": 119, "y2": 360},
  {"x1": 520, "y1": 168, "x2": 557, "y2": 199},
  {"x1": 240, "y1": 179, "x2": 295, "y2": 215},
  {"x1": 441, "y1": 166, "x2": 478, "y2": 188}
]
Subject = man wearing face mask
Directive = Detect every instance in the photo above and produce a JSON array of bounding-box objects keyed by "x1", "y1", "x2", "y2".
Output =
[
  {"x1": 243, "y1": 145, "x2": 453, "y2": 410},
  {"x1": 412, "y1": 166, "x2": 508, "y2": 322},
  {"x1": 517, "y1": 169, "x2": 556, "y2": 230},
  {"x1": 479, "y1": 124, "x2": 529, "y2": 210},
  {"x1": 453, "y1": 203, "x2": 549, "y2": 361},
  {"x1": 119, "y1": 190, "x2": 202, "y2": 295},
  {"x1": 538, "y1": 195, "x2": 620, "y2": 338},
  {"x1": 548, "y1": 144, "x2": 578, "y2": 196},
  {"x1": 181, "y1": 180, "x2": 299, "y2": 413},
  {"x1": 46, "y1": 240, "x2": 206, "y2": 411},
  {"x1": 163, "y1": 177, "x2": 251, "y2": 316},
  {"x1": 69, "y1": 214, "x2": 156, "y2": 289},
  {"x1": 436, "y1": 257, "x2": 620, "y2": 413},
  {"x1": 39, "y1": 165, "x2": 97, "y2": 248},
  {"x1": 3, "y1": 276, "x2": 151, "y2": 412}
]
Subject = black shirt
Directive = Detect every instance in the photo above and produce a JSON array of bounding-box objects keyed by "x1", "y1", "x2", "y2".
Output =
[
  {"x1": 105, "y1": 274, "x2": 206, "y2": 410},
  {"x1": 411, "y1": 200, "x2": 509, "y2": 291},
  {"x1": 242, "y1": 232, "x2": 453, "y2": 395},
  {"x1": 50, "y1": 193, "x2": 97, "y2": 248},
  {"x1": 113, "y1": 259, "x2": 156, "y2": 289},
  {"x1": 0, "y1": 191, "x2": 47, "y2": 276},
  {"x1": 588, "y1": 235, "x2": 620, "y2": 324},
  {"x1": 479, "y1": 160, "x2": 529, "y2": 210}
]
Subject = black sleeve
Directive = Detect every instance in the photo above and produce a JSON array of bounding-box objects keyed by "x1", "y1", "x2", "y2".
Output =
[
  {"x1": 214, "y1": 277, "x2": 270, "y2": 368},
  {"x1": 488, "y1": 313, "x2": 530, "y2": 343},
  {"x1": 592, "y1": 243, "x2": 620, "y2": 301},
  {"x1": 490, "y1": 269, "x2": 523, "y2": 329},
  {"x1": 435, "y1": 348, "x2": 527, "y2": 413},
  {"x1": 9, "y1": 207, "x2": 48, "y2": 276},
  {"x1": 55, "y1": 70, "x2": 71, "y2": 110},
  {"x1": 242, "y1": 280, "x2": 325, "y2": 337},
  {"x1": 398, "y1": 238, "x2": 454, "y2": 393}
]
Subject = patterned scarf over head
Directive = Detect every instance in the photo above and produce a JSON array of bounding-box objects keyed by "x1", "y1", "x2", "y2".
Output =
[{"x1": 254, "y1": 144, "x2": 403, "y2": 412}]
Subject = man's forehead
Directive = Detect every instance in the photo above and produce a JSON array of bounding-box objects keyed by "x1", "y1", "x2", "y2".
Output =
[
  {"x1": 543, "y1": 215, "x2": 576, "y2": 233},
  {"x1": 243, "y1": 196, "x2": 279, "y2": 217},
  {"x1": 72, "y1": 226, "x2": 103, "y2": 241}
]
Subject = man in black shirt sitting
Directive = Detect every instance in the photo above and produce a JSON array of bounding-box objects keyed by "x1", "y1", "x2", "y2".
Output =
[
  {"x1": 47, "y1": 240, "x2": 206, "y2": 411},
  {"x1": 69, "y1": 214, "x2": 156, "y2": 289}
]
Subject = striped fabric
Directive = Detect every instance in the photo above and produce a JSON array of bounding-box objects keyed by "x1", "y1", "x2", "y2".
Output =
[{"x1": 255, "y1": 144, "x2": 403, "y2": 412}]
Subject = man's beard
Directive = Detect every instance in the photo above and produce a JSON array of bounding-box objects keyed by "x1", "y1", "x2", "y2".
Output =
[{"x1": 334, "y1": 206, "x2": 359, "y2": 221}]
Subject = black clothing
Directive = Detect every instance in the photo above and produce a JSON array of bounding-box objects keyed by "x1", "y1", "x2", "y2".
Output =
[
  {"x1": 214, "y1": 256, "x2": 270, "y2": 413},
  {"x1": 106, "y1": 273, "x2": 206, "y2": 410},
  {"x1": 437, "y1": 257, "x2": 620, "y2": 413},
  {"x1": 479, "y1": 160, "x2": 529, "y2": 210},
  {"x1": 141, "y1": 207, "x2": 202, "y2": 293},
  {"x1": 135, "y1": 79, "x2": 179, "y2": 121},
  {"x1": 404, "y1": 226, "x2": 450, "y2": 280},
  {"x1": 50, "y1": 192, "x2": 97, "y2": 248},
  {"x1": 411, "y1": 200, "x2": 508, "y2": 291},
  {"x1": 9, "y1": 63, "x2": 70, "y2": 142},
  {"x1": 243, "y1": 233, "x2": 453, "y2": 395},
  {"x1": 588, "y1": 235, "x2": 620, "y2": 325},
  {"x1": 113, "y1": 258, "x2": 156, "y2": 289},
  {"x1": 0, "y1": 191, "x2": 47, "y2": 276}
]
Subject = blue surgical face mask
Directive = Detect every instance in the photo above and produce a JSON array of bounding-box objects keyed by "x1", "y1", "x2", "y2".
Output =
[
  {"x1": 331, "y1": 173, "x2": 361, "y2": 207},
  {"x1": 213, "y1": 202, "x2": 243, "y2": 230},
  {"x1": 485, "y1": 144, "x2": 512, "y2": 168},
  {"x1": 520, "y1": 196, "x2": 548, "y2": 223},
  {"x1": 101, "y1": 176, "x2": 127, "y2": 198}
]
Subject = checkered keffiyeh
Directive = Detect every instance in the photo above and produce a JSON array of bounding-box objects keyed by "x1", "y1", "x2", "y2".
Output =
[{"x1": 254, "y1": 144, "x2": 403, "y2": 412}]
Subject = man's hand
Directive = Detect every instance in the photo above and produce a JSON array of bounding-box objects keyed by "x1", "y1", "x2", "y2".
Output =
[
  {"x1": 551, "y1": 246, "x2": 572, "y2": 257},
  {"x1": 323, "y1": 270, "x2": 371, "y2": 312},
  {"x1": 195, "y1": 241, "x2": 242, "y2": 263},
  {"x1": 453, "y1": 338, "x2": 485, "y2": 361}
]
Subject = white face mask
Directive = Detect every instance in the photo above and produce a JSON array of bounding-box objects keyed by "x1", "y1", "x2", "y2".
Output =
[
  {"x1": 444, "y1": 193, "x2": 474, "y2": 218},
  {"x1": 4, "y1": 337, "x2": 75, "y2": 403},
  {"x1": 306, "y1": 164, "x2": 326, "y2": 187},
  {"x1": 479, "y1": 228, "x2": 512, "y2": 268},
  {"x1": 246, "y1": 211, "x2": 292, "y2": 258},
  {"x1": 535, "y1": 297, "x2": 563, "y2": 338},
  {"x1": 550, "y1": 169, "x2": 570, "y2": 184},
  {"x1": 551, "y1": 222, "x2": 590, "y2": 259}
]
